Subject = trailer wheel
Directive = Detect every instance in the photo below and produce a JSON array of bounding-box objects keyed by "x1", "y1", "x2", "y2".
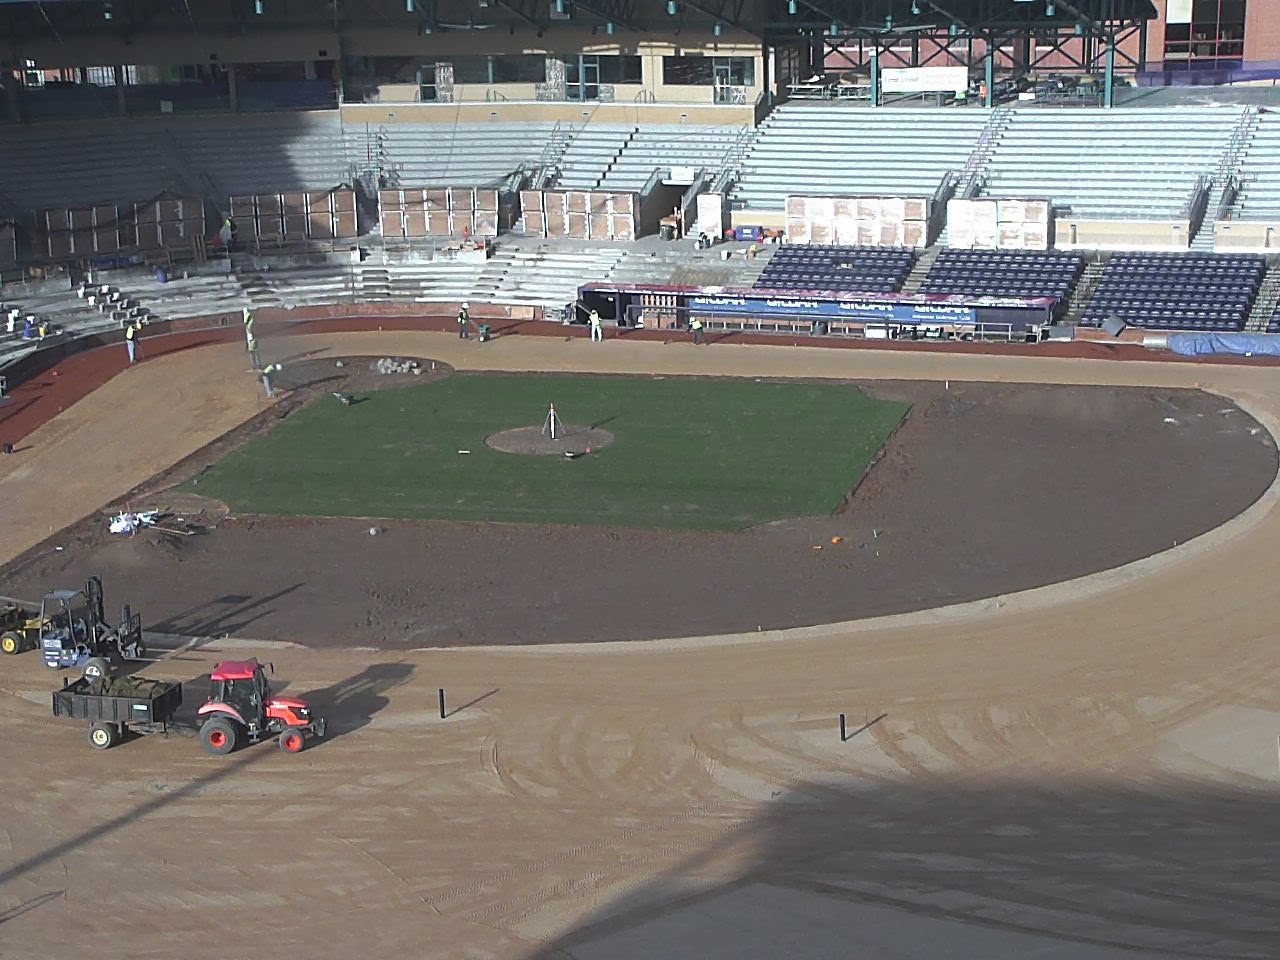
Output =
[
  {"x1": 0, "y1": 631, "x2": 22, "y2": 655},
  {"x1": 89, "y1": 722, "x2": 119, "y2": 750},
  {"x1": 83, "y1": 657, "x2": 111, "y2": 679},
  {"x1": 278, "y1": 728, "x2": 306, "y2": 754},
  {"x1": 199, "y1": 717, "x2": 239, "y2": 756}
]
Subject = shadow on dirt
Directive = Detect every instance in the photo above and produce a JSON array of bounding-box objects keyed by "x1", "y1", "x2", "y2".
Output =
[
  {"x1": 305, "y1": 660, "x2": 415, "y2": 741},
  {"x1": 151, "y1": 584, "x2": 303, "y2": 640}
]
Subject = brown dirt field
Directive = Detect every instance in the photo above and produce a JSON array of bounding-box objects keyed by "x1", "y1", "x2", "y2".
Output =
[
  {"x1": 4, "y1": 330, "x2": 1280, "y2": 960},
  {"x1": 1, "y1": 379, "x2": 1273, "y2": 648}
]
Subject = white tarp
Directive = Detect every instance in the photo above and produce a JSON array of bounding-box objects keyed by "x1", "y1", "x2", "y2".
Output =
[{"x1": 109, "y1": 511, "x2": 158, "y2": 535}]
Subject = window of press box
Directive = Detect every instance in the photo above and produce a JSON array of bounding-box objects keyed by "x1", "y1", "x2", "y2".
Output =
[
  {"x1": 596, "y1": 55, "x2": 643, "y2": 84},
  {"x1": 452, "y1": 55, "x2": 547, "y2": 84},
  {"x1": 663, "y1": 56, "x2": 755, "y2": 86}
]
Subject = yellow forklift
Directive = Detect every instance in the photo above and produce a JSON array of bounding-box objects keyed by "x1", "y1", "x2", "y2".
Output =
[{"x1": 0, "y1": 600, "x2": 41, "y2": 655}]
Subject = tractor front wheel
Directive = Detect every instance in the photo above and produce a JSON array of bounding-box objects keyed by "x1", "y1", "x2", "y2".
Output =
[
  {"x1": 199, "y1": 718, "x2": 239, "y2": 756},
  {"x1": 89, "y1": 722, "x2": 119, "y2": 750},
  {"x1": 278, "y1": 728, "x2": 306, "y2": 754},
  {"x1": 0, "y1": 631, "x2": 23, "y2": 655}
]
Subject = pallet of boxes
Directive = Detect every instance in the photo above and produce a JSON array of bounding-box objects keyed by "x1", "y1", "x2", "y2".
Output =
[{"x1": 784, "y1": 195, "x2": 931, "y2": 248}]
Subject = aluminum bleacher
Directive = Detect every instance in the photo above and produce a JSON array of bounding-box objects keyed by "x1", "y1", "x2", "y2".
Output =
[
  {"x1": 1230, "y1": 111, "x2": 1280, "y2": 221},
  {"x1": 1079, "y1": 252, "x2": 1265, "y2": 332},
  {"x1": 555, "y1": 125, "x2": 636, "y2": 190},
  {"x1": 754, "y1": 245, "x2": 915, "y2": 294},
  {"x1": 734, "y1": 106, "x2": 990, "y2": 213},
  {"x1": 979, "y1": 107, "x2": 1241, "y2": 219},
  {"x1": 596, "y1": 125, "x2": 744, "y2": 192},
  {"x1": 367, "y1": 123, "x2": 557, "y2": 186},
  {"x1": 0, "y1": 112, "x2": 350, "y2": 210},
  {"x1": 919, "y1": 249, "x2": 1085, "y2": 302}
]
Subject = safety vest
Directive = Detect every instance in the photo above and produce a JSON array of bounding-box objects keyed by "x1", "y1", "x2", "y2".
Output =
[
  {"x1": 458, "y1": 309, "x2": 469, "y2": 324},
  {"x1": 125, "y1": 324, "x2": 135, "y2": 341},
  {"x1": 243, "y1": 309, "x2": 254, "y2": 329},
  {"x1": 690, "y1": 318, "x2": 704, "y2": 330},
  {"x1": 589, "y1": 311, "x2": 601, "y2": 326},
  {"x1": 264, "y1": 363, "x2": 280, "y2": 376}
]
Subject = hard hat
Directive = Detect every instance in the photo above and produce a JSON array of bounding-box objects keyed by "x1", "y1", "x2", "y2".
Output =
[{"x1": 462, "y1": 302, "x2": 470, "y2": 308}]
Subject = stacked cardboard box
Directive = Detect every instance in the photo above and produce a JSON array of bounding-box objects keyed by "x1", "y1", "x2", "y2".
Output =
[
  {"x1": 785, "y1": 195, "x2": 930, "y2": 248},
  {"x1": 0, "y1": 221, "x2": 17, "y2": 270},
  {"x1": 42, "y1": 203, "x2": 140, "y2": 258},
  {"x1": 232, "y1": 188, "x2": 356, "y2": 242},
  {"x1": 521, "y1": 190, "x2": 636, "y2": 241},
  {"x1": 946, "y1": 198, "x2": 1051, "y2": 250},
  {"x1": 378, "y1": 186, "x2": 499, "y2": 239}
]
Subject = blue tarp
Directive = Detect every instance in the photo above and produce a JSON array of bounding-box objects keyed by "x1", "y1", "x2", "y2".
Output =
[{"x1": 1166, "y1": 333, "x2": 1280, "y2": 357}]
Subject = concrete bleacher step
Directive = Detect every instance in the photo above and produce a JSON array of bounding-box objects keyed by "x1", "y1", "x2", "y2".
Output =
[
  {"x1": 899, "y1": 247, "x2": 940, "y2": 294},
  {"x1": 1064, "y1": 255, "x2": 1109, "y2": 324}
]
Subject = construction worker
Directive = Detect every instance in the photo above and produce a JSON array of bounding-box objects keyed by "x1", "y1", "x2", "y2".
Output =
[
  {"x1": 242, "y1": 306, "x2": 254, "y2": 341},
  {"x1": 37, "y1": 319, "x2": 48, "y2": 340},
  {"x1": 589, "y1": 308, "x2": 603, "y2": 343},
  {"x1": 689, "y1": 315, "x2": 706, "y2": 345},
  {"x1": 260, "y1": 362, "x2": 282, "y2": 399},
  {"x1": 457, "y1": 302, "x2": 470, "y2": 339},
  {"x1": 125, "y1": 320, "x2": 139, "y2": 364}
]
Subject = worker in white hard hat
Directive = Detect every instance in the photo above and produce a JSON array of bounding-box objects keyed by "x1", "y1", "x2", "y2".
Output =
[
  {"x1": 457, "y1": 302, "x2": 471, "y2": 339},
  {"x1": 260, "y1": 362, "x2": 282, "y2": 399}
]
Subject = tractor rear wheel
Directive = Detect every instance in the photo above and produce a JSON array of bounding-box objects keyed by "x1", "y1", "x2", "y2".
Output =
[
  {"x1": 278, "y1": 728, "x2": 306, "y2": 754},
  {"x1": 199, "y1": 718, "x2": 239, "y2": 756},
  {"x1": 83, "y1": 657, "x2": 111, "y2": 679},
  {"x1": 0, "y1": 631, "x2": 22, "y2": 655},
  {"x1": 89, "y1": 722, "x2": 119, "y2": 750}
]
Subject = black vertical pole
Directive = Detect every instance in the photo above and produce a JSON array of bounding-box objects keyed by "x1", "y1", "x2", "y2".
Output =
[
  {"x1": 438, "y1": 688, "x2": 446, "y2": 719},
  {"x1": 839, "y1": 713, "x2": 847, "y2": 742}
]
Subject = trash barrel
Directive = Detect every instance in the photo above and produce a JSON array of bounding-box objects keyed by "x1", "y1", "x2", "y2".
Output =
[
  {"x1": 477, "y1": 324, "x2": 491, "y2": 342},
  {"x1": 155, "y1": 267, "x2": 169, "y2": 284}
]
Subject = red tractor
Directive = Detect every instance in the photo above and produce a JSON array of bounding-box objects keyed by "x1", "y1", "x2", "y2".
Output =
[{"x1": 197, "y1": 659, "x2": 326, "y2": 755}]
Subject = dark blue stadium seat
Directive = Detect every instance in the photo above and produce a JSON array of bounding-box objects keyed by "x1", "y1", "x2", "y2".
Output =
[
  {"x1": 1079, "y1": 252, "x2": 1265, "y2": 333},
  {"x1": 918, "y1": 248, "x2": 1085, "y2": 305},
  {"x1": 754, "y1": 245, "x2": 916, "y2": 293}
]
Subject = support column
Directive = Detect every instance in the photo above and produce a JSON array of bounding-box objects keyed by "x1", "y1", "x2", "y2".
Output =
[
  {"x1": 984, "y1": 43, "x2": 994, "y2": 107},
  {"x1": 1138, "y1": 19, "x2": 1148, "y2": 74},
  {"x1": 113, "y1": 64, "x2": 126, "y2": 114},
  {"x1": 1104, "y1": 31, "x2": 1116, "y2": 108},
  {"x1": 227, "y1": 63, "x2": 239, "y2": 113},
  {"x1": 869, "y1": 48, "x2": 880, "y2": 107}
]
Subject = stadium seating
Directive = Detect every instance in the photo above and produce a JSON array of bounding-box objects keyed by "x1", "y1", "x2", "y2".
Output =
[
  {"x1": 364, "y1": 122, "x2": 558, "y2": 186},
  {"x1": 596, "y1": 125, "x2": 745, "y2": 192},
  {"x1": 754, "y1": 245, "x2": 915, "y2": 294},
  {"x1": 919, "y1": 249, "x2": 1085, "y2": 302},
  {"x1": 0, "y1": 113, "x2": 555, "y2": 212},
  {"x1": 1079, "y1": 252, "x2": 1265, "y2": 331},
  {"x1": 734, "y1": 106, "x2": 990, "y2": 212},
  {"x1": 555, "y1": 125, "x2": 637, "y2": 189},
  {"x1": 979, "y1": 107, "x2": 1240, "y2": 219},
  {"x1": 1229, "y1": 111, "x2": 1280, "y2": 220}
]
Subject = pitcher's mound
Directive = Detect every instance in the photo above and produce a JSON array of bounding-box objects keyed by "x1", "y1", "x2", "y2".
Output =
[{"x1": 485, "y1": 425, "x2": 615, "y2": 456}]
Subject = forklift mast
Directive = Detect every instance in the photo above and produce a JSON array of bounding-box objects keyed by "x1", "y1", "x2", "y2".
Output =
[{"x1": 85, "y1": 577, "x2": 105, "y2": 628}]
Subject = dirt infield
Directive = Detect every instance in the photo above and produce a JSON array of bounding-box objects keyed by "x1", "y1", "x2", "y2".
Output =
[
  {"x1": 2, "y1": 378, "x2": 1271, "y2": 647},
  {"x1": 4, "y1": 328, "x2": 1280, "y2": 960}
]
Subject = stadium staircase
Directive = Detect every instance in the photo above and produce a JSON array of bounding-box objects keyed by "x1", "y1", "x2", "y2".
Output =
[
  {"x1": 554, "y1": 125, "x2": 635, "y2": 189},
  {"x1": 1192, "y1": 106, "x2": 1260, "y2": 248},
  {"x1": 1224, "y1": 109, "x2": 1280, "y2": 221},
  {"x1": 1063, "y1": 254, "x2": 1109, "y2": 324},
  {"x1": 1244, "y1": 258, "x2": 1280, "y2": 332},
  {"x1": 899, "y1": 247, "x2": 940, "y2": 294},
  {"x1": 957, "y1": 106, "x2": 1014, "y2": 200}
]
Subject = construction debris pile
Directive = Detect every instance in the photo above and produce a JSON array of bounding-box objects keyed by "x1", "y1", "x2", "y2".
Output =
[{"x1": 371, "y1": 357, "x2": 422, "y2": 376}]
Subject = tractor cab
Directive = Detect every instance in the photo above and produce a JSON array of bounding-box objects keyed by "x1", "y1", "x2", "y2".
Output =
[
  {"x1": 206, "y1": 659, "x2": 274, "y2": 730},
  {"x1": 197, "y1": 659, "x2": 324, "y2": 754}
]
